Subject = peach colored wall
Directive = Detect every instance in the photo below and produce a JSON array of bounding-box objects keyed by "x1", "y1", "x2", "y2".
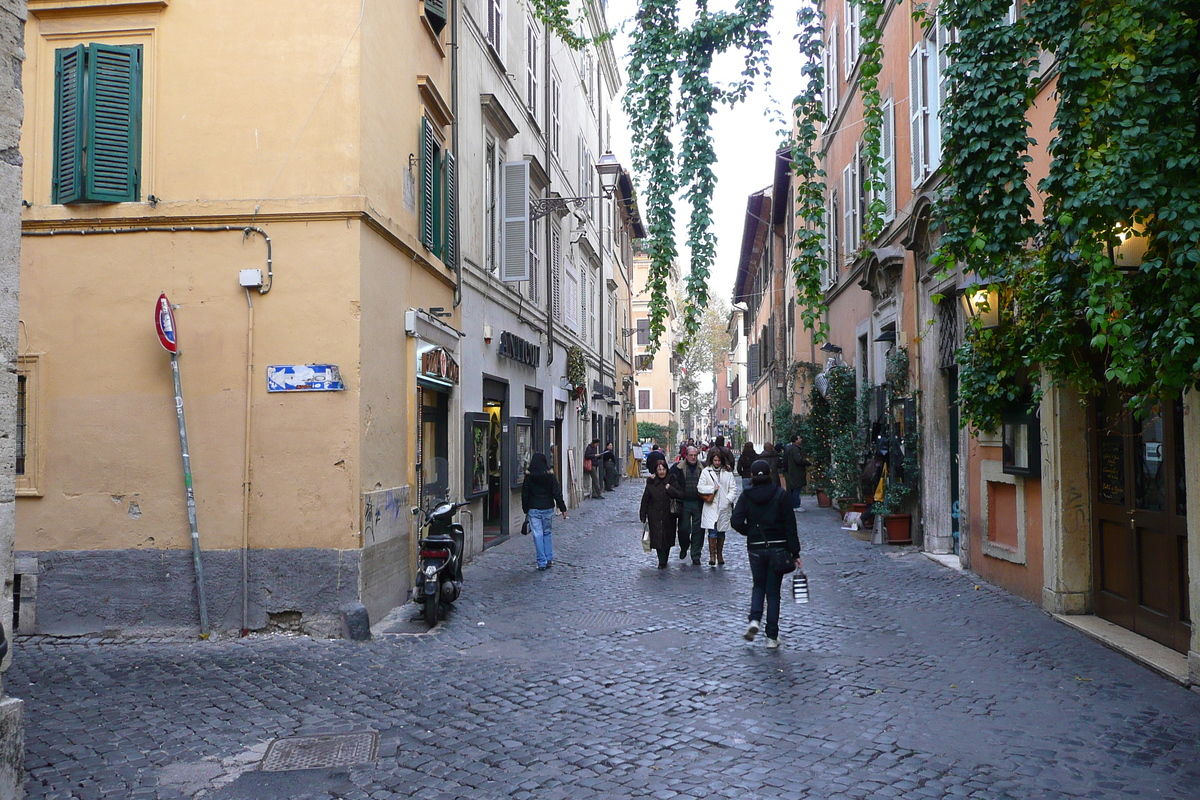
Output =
[{"x1": 967, "y1": 440, "x2": 1045, "y2": 604}]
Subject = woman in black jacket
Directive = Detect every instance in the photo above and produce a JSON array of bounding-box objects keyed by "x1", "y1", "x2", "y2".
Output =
[
  {"x1": 639, "y1": 460, "x2": 684, "y2": 569},
  {"x1": 736, "y1": 442, "x2": 758, "y2": 490},
  {"x1": 521, "y1": 453, "x2": 567, "y2": 571},
  {"x1": 731, "y1": 459, "x2": 801, "y2": 648}
]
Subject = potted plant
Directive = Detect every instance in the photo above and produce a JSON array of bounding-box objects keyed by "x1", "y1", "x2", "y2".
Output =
[{"x1": 871, "y1": 348, "x2": 920, "y2": 544}]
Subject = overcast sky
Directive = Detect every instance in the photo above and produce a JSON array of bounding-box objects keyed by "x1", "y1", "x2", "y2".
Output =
[{"x1": 605, "y1": 0, "x2": 805, "y2": 305}]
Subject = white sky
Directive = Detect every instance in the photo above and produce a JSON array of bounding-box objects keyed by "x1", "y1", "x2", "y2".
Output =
[{"x1": 605, "y1": 0, "x2": 805, "y2": 306}]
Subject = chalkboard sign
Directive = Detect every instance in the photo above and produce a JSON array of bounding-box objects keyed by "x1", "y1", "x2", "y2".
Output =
[{"x1": 1099, "y1": 436, "x2": 1125, "y2": 505}]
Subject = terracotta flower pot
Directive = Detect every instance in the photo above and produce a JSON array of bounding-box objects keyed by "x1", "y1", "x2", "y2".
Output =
[
  {"x1": 850, "y1": 502, "x2": 868, "y2": 516},
  {"x1": 884, "y1": 513, "x2": 912, "y2": 544},
  {"x1": 816, "y1": 490, "x2": 832, "y2": 508}
]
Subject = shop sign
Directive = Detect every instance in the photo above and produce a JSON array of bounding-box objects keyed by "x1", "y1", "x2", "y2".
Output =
[
  {"x1": 421, "y1": 347, "x2": 460, "y2": 384},
  {"x1": 498, "y1": 331, "x2": 540, "y2": 368},
  {"x1": 267, "y1": 364, "x2": 345, "y2": 392}
]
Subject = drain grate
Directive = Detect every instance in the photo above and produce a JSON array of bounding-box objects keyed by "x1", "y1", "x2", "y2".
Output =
[
  {"x1": 568, "y1": 611, "x2": 636, "y2": 631},
  {"x1": 261, "y1": 732, "x2": 378, "y2": 772}
]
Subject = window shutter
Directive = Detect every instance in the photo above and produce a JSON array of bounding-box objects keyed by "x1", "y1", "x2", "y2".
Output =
[
  {"x1": 748, "y1": 343, "x2": 760, "y2": 383},
  {"x1": 564, "y1": 266, "x2": 579, "y2": 328},
  {"x1": 551, "y1": 225, "x2": 562, "y2": 316},
  {"x1": 933, "y1": 23, "x2": 951, "y2": 169},
  {"x1": 528, "y1": 216, "x2": 540, "y2": 304},
  {"x1": 443, "y1": 150, "x2": 457, "y2": 268},
  {"x1": 420, "y1": 118, "x2": 436, "y2": 250},
  {"x1": 425, "y1": 0, "x2": 448, "y2": 33},
  {"x1": 84, "y1": 44, "x2": 142, "y2": 203},
  {"x1": 841, "y1": 164, "x2": 853, "y2": 262},
  {"x1": 53, "y1": 45, "x2": 86, "y2": 204},
  {"x1": 882, "y1": 99, "x2": 895, "y2": 221},
  {"x1": 830, "y1": 193, "x2": 840, "y2": 279},
  {"x1": 829, "y1": 24, "x2": 839, "y2": 112},
  {"x1": 501, "y1": 160, "x2": 530, "y2": 281},
  {"x1": 843, "y1": 4, "x2": 852, "y2": 77},
  {"x1": 909, "y1": 44, "x2": 926, "y2": 187}
]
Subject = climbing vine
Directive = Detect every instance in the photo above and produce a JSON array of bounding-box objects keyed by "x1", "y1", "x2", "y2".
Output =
[
  {"x1": 934, "y1": 0, "x2": 1200, "y2": 428},
  {"x1": 529, "y1": 0, "x2": 612, "y2": 48},
  {"x1": 625, "y1": 0, "x2": 773, "y2": 354}
]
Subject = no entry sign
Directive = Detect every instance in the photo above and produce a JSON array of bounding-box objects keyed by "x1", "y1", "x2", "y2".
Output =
[{"x1": 156, "y1": 293, "x2": 178, "y2": 353}]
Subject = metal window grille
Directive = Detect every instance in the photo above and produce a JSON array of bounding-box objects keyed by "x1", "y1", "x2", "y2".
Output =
[
  {"x1": 938, "y1": 296, "x2": 961, "y2": 370},
  {"x1": 15, "y1": 374, "x2": 25, "y2": 475}
]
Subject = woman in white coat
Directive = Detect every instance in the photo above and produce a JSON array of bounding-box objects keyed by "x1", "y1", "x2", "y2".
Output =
[{"x1": 698, "y1": 449, "x2": 741, "y2": 566}]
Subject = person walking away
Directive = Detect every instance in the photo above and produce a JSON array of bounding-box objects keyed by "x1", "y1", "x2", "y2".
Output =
[
  {"x1": 521, "y1": 453, "x2": 568, "y2": 570},
  {"x1": 670, "y1": 446, "x2": 705, "y2": 564},
  {"x1": 782, "y1": 434, "x2": 811, "y2": 512},
  {"x1": 759, "y1": 442, "x2": 782, "y2": 488},
  {"x1": 640, "y1": 460, "x2": 684, "y2": 568},
  {"x1": 698, "y1": 449, "x2": 741, "y2": 566},
  {"x1": 731, "y1": 460, "x2": 802, "y2": 648},
  {"x1": 737, "y1": 442, "x2": 758, "y2": 491},
  {"x1": 646, "y1": 444, "x2": 667, "y2": 477},
  {"x1": 603, "y1": 441, "x2": 619, "y2": 491},
  {"x1": 585, "y1": 439, "x2": 604, "y2": 500}
]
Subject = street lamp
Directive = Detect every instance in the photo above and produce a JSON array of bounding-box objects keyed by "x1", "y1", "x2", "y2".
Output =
[
  {"x1": 1109, "y1": 221, "x2": 1149, "y2": 271},
  {"x1": 959, "y1": 274, "x2": 1001, "y2": 330},
  {"x1": 531, "y1": 152, "x2": 623, "y2": 221}
]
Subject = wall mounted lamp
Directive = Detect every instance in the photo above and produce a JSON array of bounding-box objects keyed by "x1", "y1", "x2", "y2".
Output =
[
  {"x1": 819, "y1": 342, "x2": 842, "y2": 354},
  {"x1": 959, "y1": 274, "x2": 1001, "y2": 330},
  {"x1": 531, "y1": 152, "x2": 622, "y2": 221},
  {"x1": 873, "y1": 330, "x2": 897, "y2": 344}
]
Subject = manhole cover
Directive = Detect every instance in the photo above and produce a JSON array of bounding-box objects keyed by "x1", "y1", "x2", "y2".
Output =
[{"x1": 261, "y1": 732, "x2": 378, "y2": 772}]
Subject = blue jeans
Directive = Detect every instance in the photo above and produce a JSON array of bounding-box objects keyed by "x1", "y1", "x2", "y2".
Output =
[
  {"x1": 789, "y1": 487, "x2": 803, "y2": 508},
  {"x1": 747, "y1": 547, "x2": 787, "y2": 639},
  {"x1": 528, "y1": 508, "x2": 555, "y2": 567},
  {"x1": 742, "y1": 477, "x2": 752, "y2": 491}
]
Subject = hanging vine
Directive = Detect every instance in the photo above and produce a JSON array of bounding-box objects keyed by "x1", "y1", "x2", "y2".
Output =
[
  {"x1": 624, "y1": 0, "x2": 773, "y2": 354},
  {"x1": 933, "y1": 0, "x2": 1200, "y2": 428}
]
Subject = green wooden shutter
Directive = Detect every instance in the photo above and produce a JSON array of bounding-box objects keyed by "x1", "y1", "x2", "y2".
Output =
[
  {"x1": 433, "y1": 148, "x2": 443, "y2": 258},
  {"x1": 424, "y1": 0, "x2": 447, "y2": 33},
  {"x1": 444, "y1": 150, "x2": 457, "y2": 269},
  {"x1": 85, "y1": 43, "x2": 142, "y2": 202},
  {"x1": 52, "y1": 45, "x2": 86, "y2": 204},
  {"x1": 420, "y1": 117, "x2": 436, "y2": 251}
]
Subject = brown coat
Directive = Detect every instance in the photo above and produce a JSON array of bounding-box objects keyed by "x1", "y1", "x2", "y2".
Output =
[{"x1": 639, "y1": 473, "x2": 683, "y2": 551}]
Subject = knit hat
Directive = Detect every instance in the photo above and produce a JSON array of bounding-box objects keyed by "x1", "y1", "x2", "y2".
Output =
[{"x1": 751, "y1": 459, "x2": 771, "y2": 476}]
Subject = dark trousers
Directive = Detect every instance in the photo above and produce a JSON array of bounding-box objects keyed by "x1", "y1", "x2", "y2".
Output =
[
  {"x1": 656, "y1": 546, "x2": 671, "y2": 568},
  {"x1": 677, "y1": 501, "x2": 703, "y2": 560},
  {"x1": 789, "y1": 487, "x2": 804, "y2": 508},
  {"x1": 748, "y1": 547, "x2": 787, "y2": 639}
]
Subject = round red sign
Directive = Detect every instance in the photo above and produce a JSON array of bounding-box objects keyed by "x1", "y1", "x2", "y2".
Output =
[{"x1": 156, "y1": 293, "x2": 178, "y2": 353}]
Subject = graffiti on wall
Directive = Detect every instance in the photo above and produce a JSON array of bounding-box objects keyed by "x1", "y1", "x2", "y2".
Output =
[{"x1": 362, "y1": 485, "x2": 411, "y2": 547}]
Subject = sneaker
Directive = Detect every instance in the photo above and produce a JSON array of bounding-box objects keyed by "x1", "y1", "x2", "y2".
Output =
[
  {"x1": 766, "y1": 637, "x2": 780, "y2": 649},
  {"x1": 537, "y1": 565, "x2": 547, "y2": 571},
  {"x1": 743, "y1": 620, "x2": 760, "y2": 641}
]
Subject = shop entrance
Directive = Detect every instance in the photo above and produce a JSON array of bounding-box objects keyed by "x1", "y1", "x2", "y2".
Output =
[
  {"x1": 1092, "y1": 392, "x2": 1190, "y2": 653},
  {"x1": 482, "y1": 378, "x2": 508, "y2": 548}
]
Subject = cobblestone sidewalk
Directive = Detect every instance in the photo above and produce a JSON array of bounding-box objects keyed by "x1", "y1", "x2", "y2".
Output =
[{"x1": 9, "y1": 482, "x2": 1200, "y2": 799}]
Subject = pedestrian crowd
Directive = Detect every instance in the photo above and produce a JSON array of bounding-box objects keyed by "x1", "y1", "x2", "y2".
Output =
[{"x1": 518, "y1": 434, "x2": 811, "y2": 649}]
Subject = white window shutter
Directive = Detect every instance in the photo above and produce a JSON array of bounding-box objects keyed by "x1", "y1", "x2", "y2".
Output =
[
  {"x1": 909, "y1": 43, "x2": 926, "y2": 187},
  {"x1": 841, "y1": 164, "x2": 853, "y2": 263},
  {"x1": 882, "y1": 99, "x2": 895, "y2": 221},
  {"x1": 501, "y1": 160, "x2": 530, "y2": 282},
  {"x1": 551, "y1": 225, "x2": 562, "y2": 317},
  {"x1": 927, "y1": 32, "x2": 942, "y2": 171},
  {"x1": 564, "y1": 263, "x2": 579, "y2": 329}
]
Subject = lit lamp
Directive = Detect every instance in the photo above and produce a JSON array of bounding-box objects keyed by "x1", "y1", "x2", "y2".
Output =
[
  {"x1": 959, "y1": 274, "x2": 1001, "y2": 330},
  {"x1": 1109, "y1": 221, "x2": 1149, "y2": 271}
]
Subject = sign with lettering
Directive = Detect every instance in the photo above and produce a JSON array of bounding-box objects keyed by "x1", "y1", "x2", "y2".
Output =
[
  {"x1": 420, "y1": 347, "x2": 460, "y2": 384},
  {"x1": 267, "y1": 364, "x2": 345, "y2": 392},
  {"x1": 498, "y1": 331, "x2": 540, "y2": 368},
  {"x1": 155, "y1": 293, "x2": 178, "y2": 353}
]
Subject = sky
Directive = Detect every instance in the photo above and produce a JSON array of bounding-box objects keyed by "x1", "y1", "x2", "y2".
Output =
[{"x1": 604, "y1": 0, "x2": 805, "y2": 306}]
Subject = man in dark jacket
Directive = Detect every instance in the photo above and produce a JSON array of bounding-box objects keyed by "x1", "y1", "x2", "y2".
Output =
[
  {"x1": 731, "y1": 460, "x2": 801, "y2": 648},
  {"x1": 670, "y1": 446, "x2": 705, "y2": 564},
  {"x1": 782, "y1": 434, "x2": 811, "y2": 511},
  {"x1": 584, "y1": 439, "x2": 604, "y2": 500},
  {"x1": 645, "y1": 444, "x2": 667, "y2": 477}
]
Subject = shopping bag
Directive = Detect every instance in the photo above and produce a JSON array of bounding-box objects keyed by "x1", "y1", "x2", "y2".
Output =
[{"x1": 641, "y1": 522, "x2": 652, "y2": 553}]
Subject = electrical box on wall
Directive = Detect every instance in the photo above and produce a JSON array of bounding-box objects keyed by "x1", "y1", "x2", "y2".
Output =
[{"x1": 239, "y1": 269, "x2": 264, "y2": 288}]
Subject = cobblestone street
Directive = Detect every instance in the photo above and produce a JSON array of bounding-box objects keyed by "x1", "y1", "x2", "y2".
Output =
[{"x1": 10, "y1": 482, "x2": 1200, "y2": 799}]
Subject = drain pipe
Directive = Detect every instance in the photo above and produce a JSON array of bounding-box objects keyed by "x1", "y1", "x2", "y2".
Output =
[
  {"x1": 451, "y1": 0, "x2": 462, "y2": 308},
  {"x1": 241, "y1": 288, "x2": 255, "y2": 635},
  {"x1": 544, "y1": 22, "x2": 554, "y2": 367}
]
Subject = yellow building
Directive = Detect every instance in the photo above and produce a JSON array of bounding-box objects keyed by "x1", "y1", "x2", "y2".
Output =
[
  {"x1": 631, "y1": 248, "x2": 679, "y2": 452},
  {"x1": 17, "y1": 0, "x2": 459, "y2": 634}
]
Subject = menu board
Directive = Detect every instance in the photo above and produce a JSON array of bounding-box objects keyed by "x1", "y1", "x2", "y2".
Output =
[{"x1": 1098, "y1": 436, "x2": 1125, "y2": 505}]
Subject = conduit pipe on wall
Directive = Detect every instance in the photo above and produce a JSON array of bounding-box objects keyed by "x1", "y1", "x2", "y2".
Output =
[{"x1": 241, "y1": 288, "x2": 255, "y2": 636}]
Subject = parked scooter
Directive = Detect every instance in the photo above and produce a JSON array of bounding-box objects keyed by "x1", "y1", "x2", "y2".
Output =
[{"x1": 410, "y1": 499, "x2": 468, "y2": 625}]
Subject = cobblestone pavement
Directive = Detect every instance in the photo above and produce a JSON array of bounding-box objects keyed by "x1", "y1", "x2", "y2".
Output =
[{"x1": 10, "y1": 482, "x2": 1200, "y2": 799}]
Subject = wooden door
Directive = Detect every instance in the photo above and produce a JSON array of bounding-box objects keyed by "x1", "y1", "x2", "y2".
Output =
[{"x1": 1092, "y1": 394, "x2": 1191, "y2": 653}]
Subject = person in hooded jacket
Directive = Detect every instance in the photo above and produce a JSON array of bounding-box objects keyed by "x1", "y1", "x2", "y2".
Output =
[
  {"x1": 731, "y1": 459, "x2": 802, "y2": 648},
  {"x1": 521, "y1": 453, "x2": 568, "y2": 570},
  {"x1": 736, "y1": 442, "x2": 758, "y2": 490},
  {"x1": 640, "y1": 460, "x2": 684, "y2": 568}
]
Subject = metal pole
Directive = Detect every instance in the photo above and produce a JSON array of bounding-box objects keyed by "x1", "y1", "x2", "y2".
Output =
[{"x1": 172, "y1": 352, "x2": 210, "y2": 636}]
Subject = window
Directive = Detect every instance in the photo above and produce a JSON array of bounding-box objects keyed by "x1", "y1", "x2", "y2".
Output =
[
  {"x1": 550, "y1": 75, "x2": 562, "y2": 156},
  {"x1": 487, "y1": 0, "x2": 503, "y2": 54},
  {"x1": 564, "y1": 261, "x2": 579, "y2": 329},
  {"x1": 590, "y1": 269, "x2": 598, "y2": 347},
  {"x1": 53, "y1": 43, "x2": 143, "y2": 204},
  {"x1": 420, "y1": 117, "x2": 457, "y2": 265},
  {"x1": 500, "y1": 160, "x2": 530, "y2": 281},
  {"x1": 879, "y1": 98, "x2": 896, "y2": 222},
  {"x1": 910, "y1": 20, "x2": 952, "y2": 186},
  {"x1": 638, "y1": 389, "x2": 651, "y2": 410},
  {"x1": 826, "y1": 191, "x2": 840, "y2": 286},
  {"x1": 608, "y1": 293, "x2": 616, "y2": 350},
  {"x1": 636, "y1": 317, "x2": 649, "y2": 346},
  {"x1": 844, "y1": 1, "x2": 862, "y2": 78},
  {"x1": 16, "y1": 356, "x2": 40, "y2": 496},
  {"x1": 822, "y1": 22, "x2": 839, "y2": 124},
  {"x1": 485, "y1": 137, "x2": 498, "y2": 272},
  {"x1": 525, "y1": 20, "x2": 539, "y2": 116},
  {"x1": 840, "y1": 146, "x2": 861, "y2": 263},
  {"x1": 424, "y1": 0, "x2": 448, "y2": 34},
  {"x1": 527, "y1": 214, "x2": 541, "y2": 304}
]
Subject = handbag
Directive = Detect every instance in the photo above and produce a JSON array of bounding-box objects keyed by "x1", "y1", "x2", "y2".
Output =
[
  {"x1": 521, "y1": 515, "x2": 530, "y2": 535},
  {"x1": 769, "y1": 547, "x2": 797, "y2": 575},
  {"x1": 583, "y1": 458, "x2": 593, "y2": 472},
  {"x1": 699, "y1": 492, "x2": 715, "y2": 503},
  {"x1": 669, "y1": 499, "x2": 682, "y2": 515},
  {"x1": 641, "y1": 522, "x2": 652, "y2": 553}
]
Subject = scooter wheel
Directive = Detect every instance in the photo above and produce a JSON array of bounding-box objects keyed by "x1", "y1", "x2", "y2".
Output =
[{"x1": 423, "y1": 590, "x2": 439, "y2": 626}]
